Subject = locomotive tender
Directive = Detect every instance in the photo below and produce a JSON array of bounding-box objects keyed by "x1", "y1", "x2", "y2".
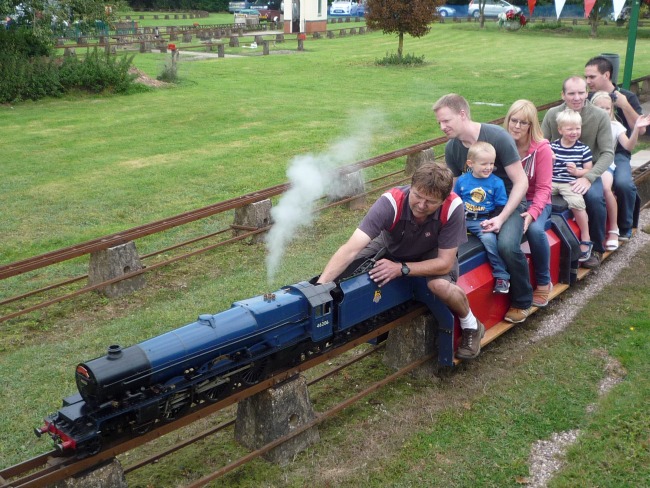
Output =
[{"x1": 36, "y1": 200, "x2": 585, "y2": 456}]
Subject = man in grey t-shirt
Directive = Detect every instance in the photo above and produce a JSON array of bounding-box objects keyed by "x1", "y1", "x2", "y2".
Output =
[{"x1": 433, "y1": 93, "x2": 533, "y2": 324}]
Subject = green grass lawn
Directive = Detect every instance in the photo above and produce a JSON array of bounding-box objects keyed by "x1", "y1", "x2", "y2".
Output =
[
  {"x1": 0, "y1": 21, "x2": 649, "y2": 484},
  {"x1": 3, "y1": 23, "x2": 649, "y2": 266}
]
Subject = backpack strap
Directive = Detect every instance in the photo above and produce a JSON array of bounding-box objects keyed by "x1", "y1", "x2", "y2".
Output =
[
  {"x1": 383, "y1": 188, "x2": 408, "y2": 232},
  {"x1": 440, "y1": 192, "x2": 462, "y2": 225}
]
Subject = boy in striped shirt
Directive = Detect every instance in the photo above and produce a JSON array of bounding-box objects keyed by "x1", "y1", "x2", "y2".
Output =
[{"x1": 550, "y1": 109, "x2": 593, "y2": 263}]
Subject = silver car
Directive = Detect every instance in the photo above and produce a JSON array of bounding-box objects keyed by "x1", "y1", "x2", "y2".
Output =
[{"x1": 468, "y1": 0, "x2": 521, "y2": 18}]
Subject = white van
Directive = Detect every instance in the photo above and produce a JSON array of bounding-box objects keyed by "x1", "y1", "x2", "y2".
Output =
[{"x1": 329, "y1": 1, "x2": 360, "y2": 16}]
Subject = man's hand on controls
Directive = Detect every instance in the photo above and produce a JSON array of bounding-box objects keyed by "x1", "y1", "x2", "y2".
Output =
[{"x1": 368, "y1": 259, "x2": 402, "y2": 287}]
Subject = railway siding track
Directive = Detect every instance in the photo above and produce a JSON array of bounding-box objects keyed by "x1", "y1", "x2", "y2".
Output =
[{"x1": 4, "y1": 96, "x2": 650, "y2": 328}]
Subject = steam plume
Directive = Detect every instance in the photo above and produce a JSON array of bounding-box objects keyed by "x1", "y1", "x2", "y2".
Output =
[{"x1": 265, "y1": 111, "x2": 384, "y2": 281}]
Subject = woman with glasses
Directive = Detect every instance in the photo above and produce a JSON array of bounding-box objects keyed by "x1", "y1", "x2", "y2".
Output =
[{"x1": 504, "y1": 100, "x2": 554, "y2": 307}]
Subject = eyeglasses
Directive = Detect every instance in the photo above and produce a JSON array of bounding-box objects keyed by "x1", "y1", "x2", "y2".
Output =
[{"x1": 509, "y1": 118, "x2": 531, "y2": 128}]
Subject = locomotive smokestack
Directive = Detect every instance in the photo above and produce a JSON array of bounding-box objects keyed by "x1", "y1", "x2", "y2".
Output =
[{"x1": 107, "y1": 344, "x2": 123, "y2": 359}]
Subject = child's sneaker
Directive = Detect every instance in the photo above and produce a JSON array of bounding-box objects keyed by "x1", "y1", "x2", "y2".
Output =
[
  {"x1": 619, "y1": 229, "x2": 633, "y2": 241},
  {"x1": 532, "y1": 283, "x2": 552, "y2": 307},
  {"x1": 493, "y1": 278, "x2": 510, "y2": 294},
  {"x1": 505, "y1": 306, "x2": 531, "y2": 324},
  {"x1": 578, "y1": 241, "x2": 593, "y2": 263}
]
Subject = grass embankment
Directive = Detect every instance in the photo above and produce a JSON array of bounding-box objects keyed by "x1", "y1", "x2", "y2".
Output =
[{"x1": 0, "y1": 21, "x2": 648, "y2": 484}]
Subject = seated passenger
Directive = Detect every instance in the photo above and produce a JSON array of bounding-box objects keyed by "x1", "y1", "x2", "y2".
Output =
[
  {"x1": 585, "y1": 56, "x2": 646, "y2": 240},
  {"x1": 504, "y1": 100, "x2": 554, "y2": 307},
  {"x1": 590, "y1": 91, "x2": 650, "y2": 250},
  {"x1": 433, "y1": 93, "x2": 533, "y2": 324},
  {"x1": 317, "y1": 162, "x2": 485, "y2": 359},
  {"x1": 453, "y1": 142, "x2": 510, "y2": 294},
  {"x1": 542, "y1": 77, "x2": 614, "y2": 269},
  {"x1": 550, "y1": 109, "x2": 594, "y2": 263}
]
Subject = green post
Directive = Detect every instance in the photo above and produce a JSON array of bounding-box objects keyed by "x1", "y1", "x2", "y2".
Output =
[{"x1": 622, "y1": 0, "x2": 641, "y2": 89}]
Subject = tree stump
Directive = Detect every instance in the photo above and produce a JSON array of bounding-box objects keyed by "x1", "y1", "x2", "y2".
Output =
[
  {"x1": 405, "y1": 148, "x2": 436, "y2": 176},
  {"x1": 328, "y1": 171, "x2": 366, "y2": 210},
  {"x1": 383, "y1": 314, "x2": 439, "y2": 378},
  {"x1": 88, "y1": 242, "x2": 146, "y2": 298},
  {"x1": 232, "y1": 200, "x2": 272, "y2": 244},
  {"x1": 51, "y1": 459, "x2": 126, "y2": 488},
  {"x1": 234, "y1": 375, "x2": 319, "y2": 465}
]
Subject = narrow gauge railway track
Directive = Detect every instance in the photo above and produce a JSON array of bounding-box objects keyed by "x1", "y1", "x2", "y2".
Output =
[
  {"x1": 0, "y1": 139, "x2": 452, "y2": 280},
  {"x1": 0, "y1": 307, "x2": 425, "y2": 488},
  {"x1": 0, "y1": 169, "x2": 408, "y2": 324}
]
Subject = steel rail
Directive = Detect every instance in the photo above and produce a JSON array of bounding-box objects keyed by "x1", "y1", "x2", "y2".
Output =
[
  {"x1": 122, "y1": 343, "x2": 385, "y2": 475},
  {"x1": 0, "y1": 172, "x2": 408, "y2": 324},
  {"x1": 185, "y1": 352, "x2": 436, "y2": 487},
  {"x1": 0, "y1": 170, "x2": 403, "y2": 308}
]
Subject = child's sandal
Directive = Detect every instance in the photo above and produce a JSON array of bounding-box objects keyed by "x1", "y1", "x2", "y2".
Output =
[
  {"x1": 578, "y1": 241, "x2": 593, "y2": 262},
  {"x1": 606, "y1": 229, "x2": 619, "y2": 251}
]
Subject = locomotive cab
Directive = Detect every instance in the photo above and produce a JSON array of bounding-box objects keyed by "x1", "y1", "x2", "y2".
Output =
[{"x1": 288, "y1": 281, "x2": 336, "y2": 342}]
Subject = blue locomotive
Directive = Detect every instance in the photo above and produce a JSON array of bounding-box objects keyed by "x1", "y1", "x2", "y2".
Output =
[
  {"x1": 36, "y1": 200, "x2": 586, "y2": 456},
  {"x1": 35, "y1": 258, "x2": 451, "y2": 455}
]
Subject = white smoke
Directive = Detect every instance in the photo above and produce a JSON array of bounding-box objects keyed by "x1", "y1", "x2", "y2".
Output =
[{"x1": 265, "y1": 110, "x2": 385, "y2": 281}]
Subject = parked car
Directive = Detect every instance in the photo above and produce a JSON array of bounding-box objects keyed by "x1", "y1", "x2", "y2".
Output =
[
  {"x1": 234, "y1": 8, "x2": 261, "y2": 24},
  {"x1": 229, "y1": 1, "x2": 253, "y2": 13},
  {"x1": 329, "y1": 0, "x2": 360, "y2": 16},
  {"x1": 437, "y1": 5, "x2": 457, "y2": 17},
  {"x1": 468, "y1": 0, "x2": 521, "y2": 18},
  {"x1": 250, "y1": 0, "x2": 282, "y2": 22}
]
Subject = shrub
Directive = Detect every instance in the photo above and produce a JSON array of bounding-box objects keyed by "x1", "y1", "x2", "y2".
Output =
[
  {"x1": 58, "y1": 49, "x2": 136, "y2": 94},
  {"x1": 0, "y1": 28, "x2": 52, "y2": 58},
  {"x1": 375, "y1": 52, "x2": 425, "y2": 66},
  {"x1": 0, "y1": 52, "x2": 64, "y2": 103}
]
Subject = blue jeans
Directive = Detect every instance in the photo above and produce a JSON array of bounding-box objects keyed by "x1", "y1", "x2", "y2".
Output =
[
  {"x1": 466, "y1": 219, "x2": 510, "y2": 281},
  {"x1": 497, "y1": 204, "x2": 533, "y2": 309},
  {"x1": 526, "y1": 203, "x2": 552, "y2": 286},
  {"x1": 613, "y1": 152, "x2": 637, "y2": 232},
  {"x1": 583, "y1": 177, "x2": 606, "y2": 253}
]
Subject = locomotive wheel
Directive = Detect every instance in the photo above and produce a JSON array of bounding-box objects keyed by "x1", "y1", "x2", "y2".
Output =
[
  {"x1": 161, "y1": 389, "x2": 191, "y2": 421},
  {"x1": 201, "y1": 380, "x2": 230, "y2": 403},
  {"x1": 240, "y1": 357, "x2": 270, "y2": 386},
  {"x1": 131, "y1": 421, "x2": 154, "y2": 435},
  {"x1": 80, "y1": 438, "x2": 102, "y2": 458}
]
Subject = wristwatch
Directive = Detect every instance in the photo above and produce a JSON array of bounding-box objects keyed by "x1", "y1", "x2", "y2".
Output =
[{"x1": 401, "y1": 262, "x2": 410, "y2": 276}]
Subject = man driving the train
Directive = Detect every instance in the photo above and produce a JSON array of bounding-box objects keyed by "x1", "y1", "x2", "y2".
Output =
[{"x1": 317, "y1": 162, "x2": 485, "y2": 359}]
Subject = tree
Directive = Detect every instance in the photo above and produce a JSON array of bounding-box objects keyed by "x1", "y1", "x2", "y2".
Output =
[
  {"x1": 475, "y1": 0, "x2": 487, "y2": 28},
  {"x1": 1, "y1": 1, "x2": 126, "y2": 42},
  {"x1": 365, "y1": 0, "x2": 440, "y2": 59}
]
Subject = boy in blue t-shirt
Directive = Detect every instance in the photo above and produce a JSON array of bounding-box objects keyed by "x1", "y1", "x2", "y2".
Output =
[{"x1": 453, "y1": 141, "x2": 510, "y2": 294}]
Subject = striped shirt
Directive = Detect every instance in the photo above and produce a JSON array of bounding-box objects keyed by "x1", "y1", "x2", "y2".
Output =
[{"x1": 550, "y1": 139, "x2": 592, "y2": 183}]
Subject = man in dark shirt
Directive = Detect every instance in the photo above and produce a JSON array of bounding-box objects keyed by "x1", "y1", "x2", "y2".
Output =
[
  {"x1": 318, "y1": 162, "x2": 485, "y2": 359},
  {"x1": 585, "y1": 56, "x2": 644, "y2": 239}
]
